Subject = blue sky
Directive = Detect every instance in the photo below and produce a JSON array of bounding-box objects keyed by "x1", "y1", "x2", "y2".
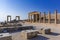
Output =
[{"x1": 0, "y1": 0, "x2": 60, "y2": 22}]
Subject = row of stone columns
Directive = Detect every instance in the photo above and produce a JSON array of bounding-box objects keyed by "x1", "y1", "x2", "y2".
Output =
[
  {"x1": 28, "y1": 10, "x2": 57, "y2": 24},
  {"x1": 28, "y1": 13, "x2": 38, "y2": 23},
  {"x1": 7, "y1": 15, "x2": 20, "y2": 22}
]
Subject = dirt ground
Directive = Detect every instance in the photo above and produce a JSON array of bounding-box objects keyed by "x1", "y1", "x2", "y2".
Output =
[{"x1": 23, "y1": 22, "x2": 60, "y2": 40}]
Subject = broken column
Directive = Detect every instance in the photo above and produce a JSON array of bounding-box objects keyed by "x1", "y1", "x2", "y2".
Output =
[{"x1": 39, "y1": 12, "x2": 41, "y2": 23}]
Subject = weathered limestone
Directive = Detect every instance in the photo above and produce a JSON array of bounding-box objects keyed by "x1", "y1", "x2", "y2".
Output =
[
  {"x1": 39, "y1": 12, "x2": 41, "y2": 23},
  {"x1": 38, "y1": 28, "x2": 51, "y2": 34},
  {"x1": 42, "y1": 28, "x2": 51, "y2": 34},
  {"x1": 12, "y1": 32, "x2": 27, "y2": 40},
  {"x1": 36, "y1": 14, "x2": 37, "y2": 22},
  {"x1": 28, "y1": 13, "x2": 30, "y2": 22},
  {"x1": 28, "y1": 10, "x2": 58, "y2": 24},
  {"x1": 38, "y1": 28, "x2": 43, "y2": 34},
  {"x1": 12, "y1": 30, "x2": 37, "y2": 40},
  {"x1": 28, "y1": 11, "x2": 40, "y2": 23},
  {"x1": 20, "y1": 30, "x2": 38, "y2": 39},
  {"x1": 33, "y1": 15, "x2": 35, "y2": 22},
  {"x1": 55, "y1": 10, "x2": 57, "y2": 24}
]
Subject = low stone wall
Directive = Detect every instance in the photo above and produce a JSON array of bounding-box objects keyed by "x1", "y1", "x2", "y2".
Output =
[{"x1": 0, "y1": 36, "x2": 12, "y2": 40}]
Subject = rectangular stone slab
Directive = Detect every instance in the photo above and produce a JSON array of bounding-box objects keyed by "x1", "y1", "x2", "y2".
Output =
[{"x1": 20, "y1": 30, "x2": 38, "y2": 39}]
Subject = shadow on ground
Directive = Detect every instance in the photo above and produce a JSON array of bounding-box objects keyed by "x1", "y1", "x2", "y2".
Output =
[
  {"x1": 47, "y1": 32, "x2": 60, "y2": 36},
  {"x1": 29, "y1": 35, "x2": 49, "y2": 40}
]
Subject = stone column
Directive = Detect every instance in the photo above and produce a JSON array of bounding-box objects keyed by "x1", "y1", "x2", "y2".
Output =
[
  {"x1": 31, "y1": 14, "x2": 34, "y2": 23},
  {"x1": 48, "y1": 11, "x2": 51, "y2": 23},
  {"x1": 31, "y1": 14, "x2": 32, "y2": 23},
  {"x1": 55, "y1": 10, "x2": 57, "y2": 24},
  {"x1": 32, "y1": 14, "x2": 33, "y2": 22},
  {"x1": 36, "y1": 14, "x2": 38, "y2": 22},
  {"x1": 30, "y1": 14, "x2": 31, "y2": 22},
  {"x1": 35, "y1": 14, "x2": 36, "y2": 22},
  {"x1": 43, "y1": 12, "x2": 46, "y2": 23},
  {"x1": 39, "y1": 12, "x2": 41, "y2": 23},
  {"x1": 28, "y1": 13, "x2": 30, "y2": 22},
  {"x1": 33, "y1": 14, "x2": 34, "y2": 23}
]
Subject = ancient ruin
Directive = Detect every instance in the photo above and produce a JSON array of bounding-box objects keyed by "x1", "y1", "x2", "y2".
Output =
[
  {"x1": 7, "y1": 15, "x2": 11, "y2": 22},
  {"x1": 15, "y1": 16, "x2": 20, "y2": 21},
  {"x1": 0, "y1": 10, "x2": 60, "y2": 40},
  {"x1": 28, "y1": 10, "x2": 59, "y2": 24}
]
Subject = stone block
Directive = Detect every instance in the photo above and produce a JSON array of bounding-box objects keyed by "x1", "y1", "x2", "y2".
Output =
[
  {"x1": 12, "y1": 32, "x2": 27, "y2": 40},
  {"x1": 38, "y1": 28, "x2": 43, "y2": 34},
  {"x1": 12, "y1": 30, "x2": 38, "y2": 40},
  {"x1": 42, "y1": 28, "x2": 51, "y2": 34},
  {"x1": 38, "y1": 28, "x2": 51, "y2": 34},
  {"x1": 21, "y1": 30, "x2": 38, "y2": 39},
  {"x1": 0, "y1": 33, "x2": 12, "y2": 40}
]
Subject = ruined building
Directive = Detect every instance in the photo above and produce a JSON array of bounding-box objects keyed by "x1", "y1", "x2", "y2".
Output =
[{"x1": 28, "y1": 10, "x2": 60, "y2": 24}]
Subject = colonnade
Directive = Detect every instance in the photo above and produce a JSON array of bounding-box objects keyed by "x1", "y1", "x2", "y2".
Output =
[
  {"x1": 28, "y1": 10, "x2": 57, "y2": 24},
  {"x1": 28, "y1": 12, "x2": 40, "y2": 23}
]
